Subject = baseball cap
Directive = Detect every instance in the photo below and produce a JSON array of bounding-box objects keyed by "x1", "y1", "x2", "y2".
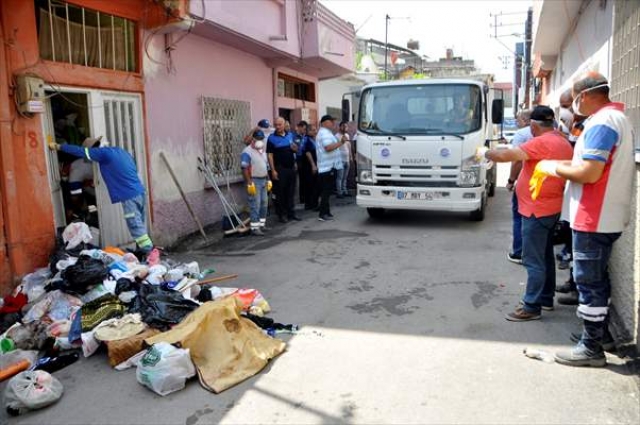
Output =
[
  {"x1": 320, "y1": 114, "x2": 336, "y2": 123},
  {"x1": 253, "y1": 130, "x2": 265, "y2": 140},
  {"x1": 257, "y1": 119, "x2": 270, "y2": 129},
  {"x1": 530, "y1": 106, "x2": 555, "y2": 122}
]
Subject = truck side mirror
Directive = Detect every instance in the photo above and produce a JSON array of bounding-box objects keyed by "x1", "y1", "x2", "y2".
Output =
[
  {"x1": 342, "y1": 99, "x2": 350, "y2": 123},
  {"x1": 492, "y1": 99, "x2": 504, "y2": 124}
]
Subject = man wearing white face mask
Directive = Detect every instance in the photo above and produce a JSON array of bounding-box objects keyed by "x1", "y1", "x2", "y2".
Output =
[
  {"x1": 241, "y1": 130, "x2": 272, "y2": 236},
  {"x1": 532, "y1": 72, "x2": 635, "y2": 367}
]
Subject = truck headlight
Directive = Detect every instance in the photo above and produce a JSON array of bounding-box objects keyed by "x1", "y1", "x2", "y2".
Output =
[
  {"x1": 357, "y1": 152, "x2": 373, "y2": 184},
  {"x1": 459, "y1": 167, "x2": 480, "y2": 186},
  {"x1": 459, "y1": 155, "x2": 481, "y2": 187}
]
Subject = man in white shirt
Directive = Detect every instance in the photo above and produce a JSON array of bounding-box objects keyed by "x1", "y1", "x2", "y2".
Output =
[{"x1": 316, "y1": 115, "x2": 345, "y2": 221}]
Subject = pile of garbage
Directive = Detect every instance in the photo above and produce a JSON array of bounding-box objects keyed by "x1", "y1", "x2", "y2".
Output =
[{"x1": 0, "y1": 223, "x2": 294, "y2": 416}]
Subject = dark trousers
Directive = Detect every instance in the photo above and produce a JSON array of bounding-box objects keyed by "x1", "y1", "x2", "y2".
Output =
[
  {"x1": 297, "y1": 157, "x2": 306, "y2": 204},
  {"x1": 303, "y1": 164, "x2": 319, "y2": 209},
  {"x1": 318, "y1": 170, "x2": 335, "y2": 216},
  {"x1": 273, "y1": 167, "x2": 296, "y2": 219},
  {"x1": 573, "y1": 230, "x2": 621, "y2": 352},
  {"x1": 521, "y1": 213, "x2": 559, "y2": 313}
]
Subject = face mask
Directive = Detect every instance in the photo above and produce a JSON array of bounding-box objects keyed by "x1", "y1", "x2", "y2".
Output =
[
  {"x1": 253, "y1": 140, "x2": 265, "y2": 150},
  {"x1": 571, "y1": 83, "x2": 609, "y2": 117}
]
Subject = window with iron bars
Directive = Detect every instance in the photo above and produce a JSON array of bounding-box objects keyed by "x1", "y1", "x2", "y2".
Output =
[
  {"x1": 202, "y1": 97, "x2": 251, "y2": 182},
  {"x1": 34, "y1": 0, "x2": 137, "y2": 72}
]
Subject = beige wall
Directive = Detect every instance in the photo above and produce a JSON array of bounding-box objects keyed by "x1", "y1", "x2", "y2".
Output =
[{"x1": 609, "y1": 168, "x2": 640, "y2": 350}]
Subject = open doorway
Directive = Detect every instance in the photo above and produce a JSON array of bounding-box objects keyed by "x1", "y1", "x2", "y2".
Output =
[{"x1": 46, "y1": 91, "x2": 100, "y2": 233}]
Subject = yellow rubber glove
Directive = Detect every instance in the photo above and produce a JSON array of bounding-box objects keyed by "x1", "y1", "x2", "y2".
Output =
[
  {"x1": 267, "y1": 180, "x2": 273, "y2": 192},
  {"x1": 529, "y1": 160, "x2": 559, "y2": 201},
  {"x1": 247, "y1": 182, "x2": 257, "y2": 196},
  {"x1": 475, "y1": 146, "x2": 489, "y2": 162},
  {"x1": 47, "y1": 137, "x2": 59, "y2": 151}
]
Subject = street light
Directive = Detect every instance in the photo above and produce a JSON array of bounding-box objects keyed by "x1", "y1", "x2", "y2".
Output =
[{"x1": 384, "y1": 14, "x2": 410, "y2": 80}]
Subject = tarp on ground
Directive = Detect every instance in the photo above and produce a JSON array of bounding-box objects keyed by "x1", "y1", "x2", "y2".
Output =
[{"x1": 145, "y1": 297, "x2": 286, "y2": 393}]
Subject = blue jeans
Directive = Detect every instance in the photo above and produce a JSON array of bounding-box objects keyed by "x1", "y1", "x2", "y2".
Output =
[
  {"x1": 511, "y1": 193, "x2": 522, "y2": 256},
  {"x1": 521, "y1": 213, "x2": 559, "y2": 313},
  {"x1": 336, "y1": 162, "x2": 349, "y2": 194},
  {"x1": 122, "y1": 194, "x2": 153, "y2": 252},
  {"x1": 248, "y1": 177, "x2": 268, "y2": 228}
]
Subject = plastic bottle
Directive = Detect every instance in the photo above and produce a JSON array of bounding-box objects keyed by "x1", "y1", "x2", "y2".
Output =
[
  {"x1": 31, "y1": 352, "x2": 80, "y2": 374},
  {"x1": 523, "y1": 347, "x2": 555, "y2": 363}
]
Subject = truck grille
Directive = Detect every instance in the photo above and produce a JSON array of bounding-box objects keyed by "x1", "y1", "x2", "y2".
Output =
[{"x1": 373, "y1": 165, "x2": 459, "y2": 187}]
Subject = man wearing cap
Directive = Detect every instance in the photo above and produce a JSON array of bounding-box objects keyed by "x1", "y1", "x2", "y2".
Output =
[
  {"x1": 532, "y1": 72, "x2": 634, "y2": 367},
  {"x1": 241, "y1": 130, "x2": 272, "y2": 236},
  {"x1": 267, "y1": 117, "x2": 301, "y2": 223},
  {"x1": 244, "y1": 119, "x2": 271, "y2": 146},
  {"x1": 316, "y1": 115, "x2": 346, "y2": 221},
  {"x1": 485, "y1": 106, "x2": 573, "y2": 321},
  {"x1": 48, "y1": 137, "x2": 153, "y2": 254},
  {"x1": 294, "y1": 121, "x2": 309, "y2": 205}
]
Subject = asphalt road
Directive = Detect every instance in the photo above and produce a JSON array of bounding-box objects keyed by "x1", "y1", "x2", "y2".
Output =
[{"x1": 4, "y1": 170, "x2": 640, "y2": 424}]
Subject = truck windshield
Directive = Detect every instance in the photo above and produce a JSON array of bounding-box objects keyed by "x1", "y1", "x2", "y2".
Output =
[{"x1": 358, "y1": 84, "x2": 482, "y2": 136}]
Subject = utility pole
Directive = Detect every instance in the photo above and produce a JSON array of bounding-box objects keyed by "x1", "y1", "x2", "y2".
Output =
[
  {"x1": 524, "y1": 7, "x2": 533, "y2": 107},
  {"x1": 384, "y1": 14, "x2": 390, "y2": 80}
]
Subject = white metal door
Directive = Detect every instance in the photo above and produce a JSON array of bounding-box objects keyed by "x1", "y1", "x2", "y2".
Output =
[
  {"x1": 91, "y1": 91, "x2": 148, "y2": 248},
  {"x1": 42, "y1": 99, "x2": 67, "y2": 230}
]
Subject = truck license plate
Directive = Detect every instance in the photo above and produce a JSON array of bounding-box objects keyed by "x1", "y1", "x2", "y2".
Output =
[{"x1": 397, "y1": 191, "x2": 436, "y2": 200}]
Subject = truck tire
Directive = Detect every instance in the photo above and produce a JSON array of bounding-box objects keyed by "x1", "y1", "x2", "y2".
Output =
[
  {"x1": 487, "y1": 169, "x2": 496, "y2": 197},
  {"x1": 469, "y1": 196, "x2": 486, "y2": 221},
  {"x1": 367, "y1": 208, "x2": 385, "y2": 219}
]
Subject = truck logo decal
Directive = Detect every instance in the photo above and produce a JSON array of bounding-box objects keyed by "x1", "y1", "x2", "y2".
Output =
[
  {"x1": 402, "y1": 158, "x2": 429, "y2": 164},
  {"x1": 440, "y1": 148, "x2": 451, "y2": 157},
  {"x1": 381, "y1": 148, "x2": 390, "y2": 158}
]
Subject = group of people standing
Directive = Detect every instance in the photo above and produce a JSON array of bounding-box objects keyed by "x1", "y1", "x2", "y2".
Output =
[
  {"x1": 485, "y1": 71, "x2": 635, "y2": 368},
  {"x1": 240, "y1": 114, "x2": 353, "y2": 235}
]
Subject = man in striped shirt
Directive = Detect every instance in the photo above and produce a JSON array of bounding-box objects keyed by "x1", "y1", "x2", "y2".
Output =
[
  {"x1": 533, "y1": 72, "x2": 634, "y2": 367},
  {"x1": 316, "y1": 115, "x2": 345, "y2": 221}
]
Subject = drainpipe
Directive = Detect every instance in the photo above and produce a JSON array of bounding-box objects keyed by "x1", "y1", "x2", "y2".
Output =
[{"x1": 272, "y1": 68, "x2": 278, "y2": 119}]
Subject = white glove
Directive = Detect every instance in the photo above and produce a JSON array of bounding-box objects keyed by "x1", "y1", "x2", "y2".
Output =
[
  {"x1": 475, "y1": 147, "x2": 489, "y2": 161},
  {"x1": 536, "y1": 160, "x2": 560, "y2": 177}
]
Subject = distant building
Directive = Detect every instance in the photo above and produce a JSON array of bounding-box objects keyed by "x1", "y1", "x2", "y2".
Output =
[
  {"x1": 356, "y1": 37, "x2": 428, "y2": 79},
  {"x1": 422, "y1": 49, "x2": 476, "y2": 78}
]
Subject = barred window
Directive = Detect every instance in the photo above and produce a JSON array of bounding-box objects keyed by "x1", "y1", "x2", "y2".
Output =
[
  {"x1": 35, "y1": 0, "x2": 137, "y2": 72},
  {"x1": 202, "y1": 97, "x2": 251, "y2": 182}
]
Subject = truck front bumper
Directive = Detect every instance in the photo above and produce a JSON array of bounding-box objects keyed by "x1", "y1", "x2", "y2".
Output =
[{"x1": 356, "y1": 184, "x2": 483, "y2": 212}]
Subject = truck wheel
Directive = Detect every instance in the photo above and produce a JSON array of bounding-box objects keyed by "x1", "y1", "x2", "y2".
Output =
[
  {"x1": 470, "y1": 197, "x2": 486, "y2": 221},
  {"x1": 487, "y1": 169, "x2": 496, "y2": 197},
  {"x1": 367, "y1": 208, "x2": 385, "y2": 219}
]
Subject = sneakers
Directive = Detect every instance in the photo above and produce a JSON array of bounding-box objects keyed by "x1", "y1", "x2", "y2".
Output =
[
  {"x1": 507, "y1": 252, "x2": 523, "y2": 265},
  {"x1": 250, "y1": 228, "x2": 265, "y2": 237},
  {"x1": 519, "y1": 300, "x2": 554, "y2": 311},
  {"x1": 570, "y1": 332, "x2": 616, "y2": 352},
  {"x1": 318, "y1": 214, "x2": 334, "y2": 222},
  {"x1": 505, "y1": 307, "x2": 541, "y2": 322},
  {"x1": 558, "y1": 291, "x2": 579, "y2": 305},
  {"x1": 554, "y1": 343, "x2": 607, "y2": 367},
  {"x1": 555, "y1": 279, "x2": 576, "y2": 293}
]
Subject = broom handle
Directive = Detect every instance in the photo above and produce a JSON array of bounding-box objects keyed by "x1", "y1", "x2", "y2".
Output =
[{"x1": 197, "y1": 274, "x2": 238, "y2": 286}]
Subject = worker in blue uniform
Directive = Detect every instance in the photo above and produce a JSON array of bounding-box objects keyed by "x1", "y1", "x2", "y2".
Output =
[{"x1": 48, "y1": 136, "x2": 153, "y2": 253}]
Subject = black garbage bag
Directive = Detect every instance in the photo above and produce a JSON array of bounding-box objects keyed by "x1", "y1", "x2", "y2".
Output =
[
  {"x1": 115, "y1": 278, "x2": 141, "y2": 295},
  {"x1": 58, "y1": 256, "x2": 109, "y2": 295},
  {"x1": 130, "y1": 285, "x2": 199, "y2": 331}
]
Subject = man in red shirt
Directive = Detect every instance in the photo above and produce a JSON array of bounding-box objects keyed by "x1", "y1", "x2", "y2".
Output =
[{"x1": 486, "y1": 106, "x2": 574, "y2": 321}]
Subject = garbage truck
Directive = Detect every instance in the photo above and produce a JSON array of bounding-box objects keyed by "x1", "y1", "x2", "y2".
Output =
[{"x1": 346, "y1": 75, "x2": 504, "y2": 221}]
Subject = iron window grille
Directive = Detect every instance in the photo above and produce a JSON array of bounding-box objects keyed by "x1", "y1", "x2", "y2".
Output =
[
  {"x1": 35, "y1": 0, "x2": 137, "y2": 72},
  {"x1": 201, "y1": 97, "x2": 251, "y2": 182}
]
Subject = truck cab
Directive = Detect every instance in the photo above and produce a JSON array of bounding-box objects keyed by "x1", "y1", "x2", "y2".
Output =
[{"x1": 353, "y1": 78, "x2": 503, "y2": 221}]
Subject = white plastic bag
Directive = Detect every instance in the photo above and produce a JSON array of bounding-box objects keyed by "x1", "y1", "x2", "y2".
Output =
[
  {"x1": 0, "y1": 350, "x2": 39, "y2": 370},
  {"x1": 3, "y1": 370, "x2": 63, "y2": 416},
  {"x1": 20, "y1": 268, "x2": 50, "y2": 302},
  {"x1": 136, "y1": 343, "x2": 195, "y2": 396},
  {"x1": 62, "y1": 222, "x2": 93, "y2": 250}
]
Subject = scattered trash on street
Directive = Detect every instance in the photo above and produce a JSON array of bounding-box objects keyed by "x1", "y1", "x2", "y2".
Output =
[
  {"x1": 0, "y1": 221, "x2": 297, "y2": 416},
  {"x1": 523, "y1": 347, "x2": 555, "y2": 363}
]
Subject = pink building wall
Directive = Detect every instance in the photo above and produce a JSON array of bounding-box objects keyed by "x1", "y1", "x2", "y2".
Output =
[
  {"x1": 143, "y1": 32, "x2": 273, "y2": 246},
  {"x1": 189, "y1": 0, "x2": 301, "y2": 58}
]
